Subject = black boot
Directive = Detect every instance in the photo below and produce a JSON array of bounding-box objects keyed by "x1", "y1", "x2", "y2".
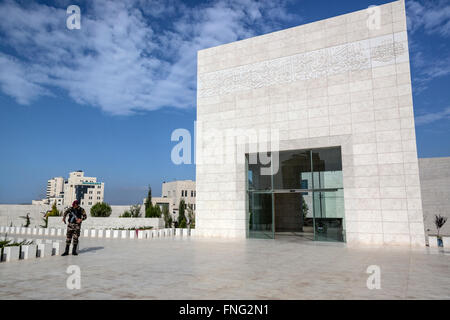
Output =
[
  {"x1": 72, "y1": 244, "x2": 78, "y2": 255},
  {"x1": 61, "y1": 244, "x2": 70, "y2": 256}
]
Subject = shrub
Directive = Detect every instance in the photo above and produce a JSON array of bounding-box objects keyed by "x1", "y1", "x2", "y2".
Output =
[
  {"x1": 48, "y1": 202, "x2": 61, "y2": 216},
  {"x1": 120, "y1": 204, "x2": 141, "y2": 218},
  {"x1": 0, "y1": 237, "x2": 34, "y2": 249},
  {"x1": 120, "y1": 211, "x2": 132, "y2": 218},
  {"x1": 20, "y1": 213, "x2": 31, "y2": 227},
  {"x1": 90, "y1": 202, "x2": 112, "y2": 217},
  {"x1": 41, "y1": 202, "x2": 60, "y2": 228}
]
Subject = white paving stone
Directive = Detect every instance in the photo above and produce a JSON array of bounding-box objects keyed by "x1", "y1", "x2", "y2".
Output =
[{"x1": 0, "y1": 237, "x2": 448, "y2": 299}]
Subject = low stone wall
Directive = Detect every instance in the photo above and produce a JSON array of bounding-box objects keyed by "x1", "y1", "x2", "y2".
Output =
[
  {"x1": 48, "y1": 217, "x2": 164, "y2": 229},
  {"x1": 0, "y1": 204, "x2": 139, "y2": 227},
  {"x1": 419, "y1": 157, "x2": 450, "y2": 237}
]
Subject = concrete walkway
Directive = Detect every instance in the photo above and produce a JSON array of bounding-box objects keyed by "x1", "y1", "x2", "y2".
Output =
[{"x1": 0, "y1": 236, "x2": 449, "y2": 299}]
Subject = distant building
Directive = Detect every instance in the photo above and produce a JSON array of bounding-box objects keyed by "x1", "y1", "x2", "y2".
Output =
[
  {"x1": 145, "y1": 180, "x2": 196, "y2": 220},
  {"x1": 33, "y1": 170, "x2": 104, "y2": 207},
  {"x1": 46, "y1": 177, "x2": 64, "y2": 206},
  {"x1": 63, "y1": 171, "x2": 105, "y2": 207},
  {"x1": 47, "y1": 177, "x2": 64, "y2": 198}
]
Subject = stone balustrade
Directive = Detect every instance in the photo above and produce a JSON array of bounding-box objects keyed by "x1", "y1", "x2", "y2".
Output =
[
  {"x1": 0, "y1": 237, "x2": 62, "y2": 262},
  {"x1": 1, "y1": 225, "x2": 196, "y2": 263},
  {"x1": 2, "y1": 226, "x2": 194, "y2": 239}
]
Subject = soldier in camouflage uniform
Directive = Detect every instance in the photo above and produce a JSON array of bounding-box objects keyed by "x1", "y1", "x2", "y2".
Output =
[{"x1": 62, "y1": 200, "x2": 87, "y2": 256}]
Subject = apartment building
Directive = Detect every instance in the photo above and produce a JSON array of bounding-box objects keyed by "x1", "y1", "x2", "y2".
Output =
[
  {"x1": 63, "y1": 171, "x2": 105, "y2": 207},
  {"x1": 33, "y1": 170, "x2": 104, "y2": 207}
]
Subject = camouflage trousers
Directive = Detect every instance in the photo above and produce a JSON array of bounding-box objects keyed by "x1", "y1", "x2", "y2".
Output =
[{"x1": 66, "y1": 223, "x2": 81, "y2": 246}]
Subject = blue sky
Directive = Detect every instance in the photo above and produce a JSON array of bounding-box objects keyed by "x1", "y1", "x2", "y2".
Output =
[{"x1": 0, "y1": 0, "x2": 449, "y2": 204}]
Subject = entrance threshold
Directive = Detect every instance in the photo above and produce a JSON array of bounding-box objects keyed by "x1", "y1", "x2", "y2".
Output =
[{"x1": 275, "y1": 231, "x2": 314, "y2": 241}]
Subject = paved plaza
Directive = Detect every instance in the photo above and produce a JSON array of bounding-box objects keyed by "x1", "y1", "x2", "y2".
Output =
[{"x1": 0, "y1": 235, "x2": 449, "y2": 299}]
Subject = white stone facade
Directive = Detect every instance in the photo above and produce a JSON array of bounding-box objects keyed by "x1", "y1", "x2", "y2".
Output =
[{"x1": 195, "y1": 0, "x2": 425, "y2": 246}]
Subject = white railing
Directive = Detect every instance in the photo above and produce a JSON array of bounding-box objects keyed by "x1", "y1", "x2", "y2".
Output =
[{"x1": 0, "y1": 226, "x2": 196, "y2": 263}]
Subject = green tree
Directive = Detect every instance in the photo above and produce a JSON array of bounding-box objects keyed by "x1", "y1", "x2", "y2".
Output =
[
  {"x1": 154, "y1": 205, "x2": 161, "y2": 217},
  {"x1": 90, "y1": 202, "x2": 112, "y2": 217},
  {"x1": 187, "y1": 206, "x2": 195, "y2": 229},
  {"x1": 162, "y1": 205, "x2": 172, "y2": 228},
  {"x1": 178, "y1": 199, "x2": 187, "y2": 228},
  {"x1": 145, "y1": 202, "x2": 161, "y2": 218},
  {"x1": 144, "y1": 186, "x2": 152, "y2": 214}
]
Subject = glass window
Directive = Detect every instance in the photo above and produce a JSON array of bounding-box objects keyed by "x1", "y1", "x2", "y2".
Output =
[
  {"x1": 312, "y1": 147, "x2": 343, "y2": 189},
  {"x1": 247, "y1": 153, "x2": 272, "y2": 191},
  {"x1": 313, "y1": 189, "x2": 345, "y2": 242},
  {"x1": 246, "y1": 146, "x2": 345, "y2": 242},
  {"x1": 273, "y1": 149, "x2": 312, "y2": 190}
]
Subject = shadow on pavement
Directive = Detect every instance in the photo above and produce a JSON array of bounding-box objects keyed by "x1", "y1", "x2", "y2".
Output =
[{"x1": 79, "y1": 246, "x2": 104, "y2": 254}]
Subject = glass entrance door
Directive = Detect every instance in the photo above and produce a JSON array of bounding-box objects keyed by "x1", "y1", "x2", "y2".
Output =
[
  {"x1": 313, "y1": 190, "x2": 345, "y2": 242},
  {"x1": 248, "y1": 192, "x2": 274, "y2": 239},
  {"x1": 246, "y1": 147, "x2": 345, "y2": 242},
  {"x1": 273, "y1": 189, "x2": 314, "y2": 240}
]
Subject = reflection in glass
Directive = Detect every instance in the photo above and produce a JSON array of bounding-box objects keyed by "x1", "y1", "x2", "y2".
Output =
[
  {"x1": 248, "y1": 192, "x2": 273, "y2": 239},
  {"x1": 247, "y1": 154, "x2": 272, "y2": 191},
  {"x1": 273, "y1": 150, "x2": 312, "y2": 190},
  {"x1": 312, "y1": 147, "x2": 343, "y2": 189},
  {"x1": 313, "y1": 190, "x2": 345, "y2": 242}
]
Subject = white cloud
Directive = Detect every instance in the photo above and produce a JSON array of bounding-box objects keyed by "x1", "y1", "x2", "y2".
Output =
[
  {"x1": 406, "y1": 1, "x2": 450, "y2": 94},
  {"x1": 407, "y1": 0, "x2": 450, "y2": 37},
  {"x1": 0, "y1": 54, "x2": 51, "y2": 104},
  {"x1": 415, "y1": 107, "x2": 450, "y2": 126},
  {"x1": 0, "y1": 0, "x2": 299, "y2": 115}
]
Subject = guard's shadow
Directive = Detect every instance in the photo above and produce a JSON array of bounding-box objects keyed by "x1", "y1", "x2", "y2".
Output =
[{"x1": 78, "y1": 246, "x2": 104, "y2": 254}]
